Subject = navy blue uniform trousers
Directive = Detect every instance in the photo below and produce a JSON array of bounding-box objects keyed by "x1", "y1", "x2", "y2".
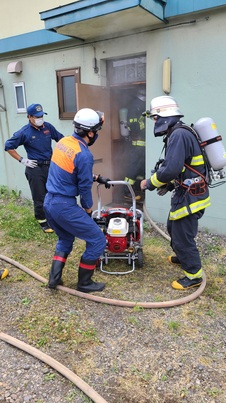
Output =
[
  {"x1": 167, "y1": 210, "x2": 204, "y2": 275},
  {"x1": 126, "y1": 144, "x2": 145, "y2": 181},
  {"x1": 25, "y1": 165, "x2": 49, "y2": 220},
  {"x1": 44, "y1": 193, "x2": 106, "y2": 260}
]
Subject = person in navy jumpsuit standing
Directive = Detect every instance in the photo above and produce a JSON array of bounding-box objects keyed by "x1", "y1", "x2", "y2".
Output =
[
  {"x1": 44, "y1": 108, "x2": 111, "y2": 293},
  {"x1": 4, "y1": 103, "x2": 64, "y2": 233}
]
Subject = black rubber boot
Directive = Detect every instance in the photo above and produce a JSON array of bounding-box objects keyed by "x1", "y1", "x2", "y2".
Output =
[
  {"x1": 171, "y1": 276, "x2": 202, "y2": 290},
  {"x1": 48, "y1": 251, "x2": 68, "y2": 289},
  {"x1": 168, "y1": 255, "x2": 181, "y2": 265},
  {"x1": 77, "y1": 264, "x2": 105, "y2": 293}
]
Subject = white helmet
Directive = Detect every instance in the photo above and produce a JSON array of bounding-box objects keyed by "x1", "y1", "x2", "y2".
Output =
[
  {"x1": 73, "y1": 108, "x2": 104, "y2": 134},
  {"x1": 148, "y1": 96, "x2": 183, "y2": 118}
]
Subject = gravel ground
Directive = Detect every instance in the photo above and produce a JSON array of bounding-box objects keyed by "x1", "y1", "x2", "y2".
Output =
[{"x1": 0, "y1": 222, "x2": 226, "y2": 403}]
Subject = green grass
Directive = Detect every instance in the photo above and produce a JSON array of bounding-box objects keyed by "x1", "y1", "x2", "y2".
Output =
[{"x1": 0, "y1": 186, "x2": 57, "y2": 243}]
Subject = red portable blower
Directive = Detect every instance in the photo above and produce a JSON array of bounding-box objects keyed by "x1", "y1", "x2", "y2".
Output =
[{"x1": 92, "y1": 181, "x2": 144, "y2": 275}]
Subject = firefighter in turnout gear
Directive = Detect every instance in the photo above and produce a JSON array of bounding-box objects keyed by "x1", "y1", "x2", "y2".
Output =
[
  {"x1": 44, "y1": 108, "x2": 111, "y2": 293},
  {"x1": 124, "y1": 86, "x2": 146, "y2": 201},
  {"x1": 141, "y1": 96, "x2": 211, "y2": 290}
]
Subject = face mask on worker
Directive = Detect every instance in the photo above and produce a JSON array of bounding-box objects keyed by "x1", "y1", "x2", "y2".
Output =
[
  {"x1": 34, "y1": 117, "x2": 44, "y2": 127},
  {"x1": 87, "y1": 132, "x2": 99, "y2": 146},
  {"x1": 154, "y1": 116, "x2": 180, "y2": 137}
]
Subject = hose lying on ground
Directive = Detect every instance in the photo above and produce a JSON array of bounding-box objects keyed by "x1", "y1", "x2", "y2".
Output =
[
  {"x1": 0, "y1": 254, "x2": 206, "y2": 308},
  {"x1": 0, "y1": 332, "x2": 108, "y2": 403}
]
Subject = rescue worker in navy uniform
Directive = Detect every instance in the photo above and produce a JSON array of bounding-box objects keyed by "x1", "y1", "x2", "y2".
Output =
[
  {"x1": 4, "y1": 104, "x2": 64, "y2": 233},
  {"x1": 141, "y1": 96, "x2": 211, "y2": 290},
  {"x1": 124, "y1": 86, "x2": 146, "y2": 201},
  {"x1": 44, "y1": 108, "x2": 111, "y2": 293}
]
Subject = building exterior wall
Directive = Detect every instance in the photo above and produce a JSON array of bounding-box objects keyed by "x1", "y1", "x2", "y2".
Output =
[
  {"x1": 144, "y1": 10, "x2": 226, "y2": 235},
  {"x1": 0, "y1": 0, "x2": 75, "y2": 38},
  {"x1": 0, "y1": 3, "x2": 226, "y2": 234}
]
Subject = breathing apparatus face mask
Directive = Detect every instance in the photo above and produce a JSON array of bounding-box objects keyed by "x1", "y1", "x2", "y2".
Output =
[{"x1": 153, "y1": 116, "x2": 181, "y2": 137}]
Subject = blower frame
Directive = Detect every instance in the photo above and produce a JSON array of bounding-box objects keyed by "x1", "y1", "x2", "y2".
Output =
[{"x1": 92, "y1": 181, "x2": 144, "y2": 275}]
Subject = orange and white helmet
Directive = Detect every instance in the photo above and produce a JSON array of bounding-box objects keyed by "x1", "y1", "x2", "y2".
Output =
[{"x1": 148, "y1": 96, "x2": 183, "y2": 118}]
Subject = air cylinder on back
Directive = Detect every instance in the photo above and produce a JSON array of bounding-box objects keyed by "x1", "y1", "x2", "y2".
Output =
[
  {"x1": 119, "y1": 108, "x2": 129, "y2": 137},
  {"x1": 193, "y1": 117, "x2": 226, "y2": 170}
]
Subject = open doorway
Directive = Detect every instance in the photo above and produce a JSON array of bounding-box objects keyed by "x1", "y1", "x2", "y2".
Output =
[{"x1": 107, "y1": 55, "x2": 146, "y2": 205}]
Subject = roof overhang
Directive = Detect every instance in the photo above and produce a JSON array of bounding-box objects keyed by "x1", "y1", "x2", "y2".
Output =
[{"x1": 40, "y1": 0, "x2": 167, "y2": 42}]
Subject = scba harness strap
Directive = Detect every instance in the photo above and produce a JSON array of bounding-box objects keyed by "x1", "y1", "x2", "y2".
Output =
[
  {"x1": 168, "y1": 123, "x2": 208, "y2": 196},
  {"x1": 181, "y1": 164, "x2": 208, "y2": 196},
  {"x1": 175, "y1": 123, "x2": 210, "y2": 186}
]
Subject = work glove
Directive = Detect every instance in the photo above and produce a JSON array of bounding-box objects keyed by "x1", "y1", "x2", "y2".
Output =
[
  {"x1": 157, "y1": 185, "x2": 168, "y2": 196},
  {"x1": 96, "y1": 174, "x2": 112, "y2": 189},
  {"x1": 157, "y1": 182, "x2": 174, "y2": 196},
  {"x1": 20, "y1": 158, "x2": 38, "y2": 168}
]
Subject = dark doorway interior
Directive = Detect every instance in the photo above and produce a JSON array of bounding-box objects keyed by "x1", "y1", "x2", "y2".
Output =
[
  {"x1": 110, "y1": 84, "x2": 146, "y2": 204},
  {"x1": 106, "y1": 54, "x2": 146, "y2": 205}
]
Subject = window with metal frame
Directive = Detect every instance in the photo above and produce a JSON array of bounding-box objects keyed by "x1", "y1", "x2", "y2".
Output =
[
  {"x1": 13, "y1": 82, "x2": 27, "y2": 113},
  {"x1": 56, "y1": 68, "x2": 80, "y2": 119},
  {"x1": 107, "y1": 55, "x2": 146, "y2": 86}
]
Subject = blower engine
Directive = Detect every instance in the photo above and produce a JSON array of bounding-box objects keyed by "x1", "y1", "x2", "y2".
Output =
[
  {"x1": 104, "y1": 209, "x2": 140, "y2": 254},
  {"x1": 106, "y1": 216, "x2": 129, "y2": 253}
]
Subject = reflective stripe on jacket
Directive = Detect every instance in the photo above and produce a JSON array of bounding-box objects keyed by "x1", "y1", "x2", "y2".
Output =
[
  {"x1": 169, "y1": 196, "x2": 211, "y2": 220},
  {"x1": 132, "y1": 140, "x2": 146, "y2": 146},
  {"x1": 129, "y1": 116, "x2": 145, "y2": 132}
]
